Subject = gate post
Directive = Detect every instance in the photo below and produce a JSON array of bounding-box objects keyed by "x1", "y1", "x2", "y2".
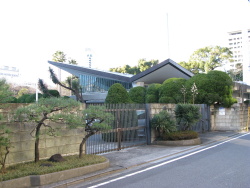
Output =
[
  {"x1": 117, "y1": 128, "x2": 122, "y2": 150},
  {"x1": 145, "y1": 104, "x2": 151, "y2": 145}
]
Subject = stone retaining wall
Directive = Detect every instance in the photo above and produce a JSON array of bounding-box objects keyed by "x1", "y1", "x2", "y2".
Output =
[
  {"x1": 0, "y1": 103, "x2": 86, "y2": 166},
  {"x1": 211, "y1": 104, "x2": 249, "y2": 131}
]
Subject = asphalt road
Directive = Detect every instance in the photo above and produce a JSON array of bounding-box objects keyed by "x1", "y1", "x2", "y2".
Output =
[{"x1": 77, "y1": 133, "x2": 250, "y2": 188}]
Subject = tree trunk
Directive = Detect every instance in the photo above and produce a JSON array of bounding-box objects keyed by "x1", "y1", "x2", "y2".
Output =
[
  {"x1": 79, "y1": 132, "x2": 94, "y2": 158},
  {"x1": 0, "y1": 146, "x2": 9, "y2": 173},
  {"x1": 34, "y1": 125, "x2": 41, "y2": 162}
]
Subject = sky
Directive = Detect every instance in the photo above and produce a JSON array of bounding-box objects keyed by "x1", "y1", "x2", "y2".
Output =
[{"x1": 0, "y1": 0, "x2": 250, "y2": 86}]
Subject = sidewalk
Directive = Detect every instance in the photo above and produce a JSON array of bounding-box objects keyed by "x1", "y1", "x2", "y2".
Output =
[
  {"x1": 101, "y1": 131, "x2": 241, "y2": 170},
  {"x1": 42, "y1": 131, "x2": 243, "y2": 188}
]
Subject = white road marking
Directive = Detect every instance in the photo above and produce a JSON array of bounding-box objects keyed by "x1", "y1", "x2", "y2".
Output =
[{"x1": 88, "y1": 132, "x2": 250, "y2": 188}]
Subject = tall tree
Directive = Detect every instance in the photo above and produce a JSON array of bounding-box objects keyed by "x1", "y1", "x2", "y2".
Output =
[
  {"x1": 38, "y1": 68, "x2": 84, "y2": 102},
  {"x1": 0, "y1": 79, "x2": 13, "y2": 103},
  {"x1": 109, "y1": 59, "x2": 158, "y2": 75},
  {"x1": 68, "y1": 58, "x2": 77, "y2": 65},
  {"x1": 179, "y1": 46, "x2": 233, "y2": 74},
  {"x1": 52, "y1": 51, "x2": 66, "y2": 63}
]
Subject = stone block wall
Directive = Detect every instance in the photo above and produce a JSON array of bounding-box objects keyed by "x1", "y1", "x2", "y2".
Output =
[
  {"x1": 211, "y1": 104, "x2": 249, "y2": 131},
  {"x1": 4, "y1": 122, "x2": 84, "y2": 166},
  {"x1": 147, "y1": 103, "x2": 176, "y2": 142},
  {"x1": 0, "y1": 103, "x2": 86, "y2": 166}
]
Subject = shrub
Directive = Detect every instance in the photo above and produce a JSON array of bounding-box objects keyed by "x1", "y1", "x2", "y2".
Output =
[
  {"x1": 145, "y1": 84, "x2": 161, "y2": 103},
  {"x1": 105, "y1": 83, "x2": 132, "y2": 104},
  {"x1": 151, "y1": 110, "x2": 176, "y2": 138},
  {"x1": 163, "y1": 130, "x2": 198, "y2": 140},
  {"x1": 43, "y1": 90, "x2": 60, "y2": 98},
  {"x1": 175, "y1": 104, "x2": 201, "y2": 131},
  {"x1": 185, "y1": 70, "x2": 236, "y2": 107},
  {"x1": 129, "y1": 86, "x2": 146, "y2": 103},
  {"x1": 159, "y1": 78, "x2": 187, "y2": 103}
]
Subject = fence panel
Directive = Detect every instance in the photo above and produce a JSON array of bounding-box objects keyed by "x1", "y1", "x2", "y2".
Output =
[
  {"x1": 86, "y1": 103, "x2": 148, "y2": 154},
  {"x1": 192, "y1": 104, "x2": 211, "y2": 132}
]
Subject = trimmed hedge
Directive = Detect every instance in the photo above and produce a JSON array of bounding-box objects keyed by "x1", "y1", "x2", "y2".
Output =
[{"x1": 163, "y1": 131, "x2": 198, "y2": 141}]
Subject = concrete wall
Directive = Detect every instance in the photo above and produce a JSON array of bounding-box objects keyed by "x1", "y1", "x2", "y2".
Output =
[
  {"x1": 0, "y1": 104, "x2": 85, "y2": 166},
  {"x1": 147, "y1": 103, "x2": 176, "y2": 142},
  {"x1": 211, "y1": 104, "x2": 249, "y2": 131}
]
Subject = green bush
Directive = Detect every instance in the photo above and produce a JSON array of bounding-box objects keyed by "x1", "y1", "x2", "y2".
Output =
[
  {"x1": 151, "y1": 110, "x2": 176, "y2": 138},
  {"x1": 163, "y1": 130, "x2": 198, "y2": 140},
  {"x1": 159, "y1": 78, "x2": 187, "y2": 104},
  {"x1": 105, "y1": 83, "x2": 132, "y2": 104},
  {"x1": 185, "y1": 70, "x2": 236, "y2": 107},
  {"x1": 145, "y1": 84, "x2": 161, "y2": 103},
  {"x1": 43, "y1": 90, "x2": 60, "y2": 98},
  {"x1": 175, "y1": 104, "x2": 201, "y2": 131},
  {"x1": 129, "y1": 86, "x2": 146, "y2": 103}
]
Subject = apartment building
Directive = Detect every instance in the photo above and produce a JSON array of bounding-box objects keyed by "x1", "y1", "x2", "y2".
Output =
[{"x1": 228, "y1": 28, "x2": 250, "y2": 84}]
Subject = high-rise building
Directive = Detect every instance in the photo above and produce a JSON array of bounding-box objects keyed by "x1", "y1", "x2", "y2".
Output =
[
  {"x1": 228, "y1": 29, "x2": 250, "y2": 84},
  {"x1": 0, "y1": 65, "x2": 20, "y2": 80}
]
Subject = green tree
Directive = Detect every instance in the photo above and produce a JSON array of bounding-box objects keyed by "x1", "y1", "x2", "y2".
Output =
[
  {"x1": 138, "y1": 59, "x2": 158, "y2": 72},
  {"x1": 109, "y1": 59, "x2": 158, "y2": 75},
  {"x1": 179, "y1": 46, "x2": 233, "y2": 74},
  {"x1": 185, "y1": 70, "x2": 237, "y2": 107},
  {"x1": 52, "y1": 51, "x2": 66, "y2": 63},
  {"x1": 0, "y1": 123, "x2": 11, "y2": 173},
  {"x1": 38, "y1": 68, "x2": 84, "y2": 102},
  {"x1": 105, "y1": 83, "x2": 132, "y2": 103},
  {"x1": 145, "y1": 83, "x2": 161, "y2": 103},
  {"x1": 159, "y1": 78, "x2": 187, "y2": 103},
  {"x1": 79, "y1": 106, "x2": 114, "y2": 158},
  {"x1": 14, "y1": 97, "x2": 81, "y2": 162},
  {"x1": 226, "y1": 63, "x2": 243, "y2": 81},
  {"x1": 0, "y1": 79, "x2": 13, "y2": 103},
  {"x1": 129, "y1": 86, "x2": 146, "y2": 103},
  {"x1": 68, "y1": 58, "x2": 77, "y2": 65},
  {"x1": 17, "y1": 88, "x2": 29, "y2": 98}
]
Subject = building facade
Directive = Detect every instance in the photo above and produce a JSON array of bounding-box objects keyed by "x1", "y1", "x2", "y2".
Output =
[
  {"x1": 48, "y1": 59, "x2": 193, "y2": 102},
  {"x1": 228, "y1": 29, "x2": 250, "y2": 84}
]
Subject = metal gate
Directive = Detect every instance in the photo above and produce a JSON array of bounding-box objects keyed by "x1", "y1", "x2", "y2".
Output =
[
  {"x1": 192, "y1": 104, "x2": 211, "y2": 132},
  {"x1": 86, "y1": 103, "x2": 148, "y2": 154}
]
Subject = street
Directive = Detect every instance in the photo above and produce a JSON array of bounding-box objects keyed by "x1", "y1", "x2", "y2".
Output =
[{"x1": 74, "y1": 133, "x2": 250, "y2": 188}]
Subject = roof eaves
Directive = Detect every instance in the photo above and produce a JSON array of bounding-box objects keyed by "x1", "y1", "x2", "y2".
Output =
[
  {"x1": 130, "y1": 58, "x2": 193, "y2": 82},
  {"x1": 48, "y1": 61, "x2": 132, "y2": 82}
]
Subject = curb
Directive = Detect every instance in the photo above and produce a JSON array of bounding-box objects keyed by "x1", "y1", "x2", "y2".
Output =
[{"x1": 0, "y1": 160, "x2": 109, "y2": 188}]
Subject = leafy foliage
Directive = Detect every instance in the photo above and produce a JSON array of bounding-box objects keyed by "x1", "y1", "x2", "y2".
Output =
[
  {"x1": 109, "y1": 59, "x2": 158, "y2": 75},
  {"x1": 105, "y1": 83, "x2": 132, "y2": 104},
  {"x1": 145, "y1": 83, "x2": 161, "y2": 103},
  {"x1": 38, "y1": 68, "x2": 84, "y2": 102},
  {"x1": 0, "y1": 154, "x2": 106, "y2": 181},
  {"x1": 151, "y1": 110, "x2": 176, "y2": 138},
  {"x1": 78, "y1": 105, "x2": 114, "y2": 157},
  {"x1": 14, "y1": 97, "x2": 81, "y2": 162},
  {"x1": 159, "y1": 78, "x2": 187, "y2": 103},
  {"x1": 179, "y1": 46, "x2": 233, "y2": 74},
  {"x1": 0, "y1": 79, "x2": 13, "y2": 103},
  {"x1": 129, "y1": 86, "x2": 146, "y2": 103},
  {"x1": 163, "y1": 131, "x2": 198, "y2": 140},
  {"x1": 52, "y1": 51, "x2": 66, "y2": 62},
  {"x1": 0, "y1": 123, "x2": 11, "y2": 173},
  {"x1": 185, "y1": 70, "x2": 236, "y2": 106},
  {"x1": 175, "y1": 104, "x2": 201, "y2": 131}
]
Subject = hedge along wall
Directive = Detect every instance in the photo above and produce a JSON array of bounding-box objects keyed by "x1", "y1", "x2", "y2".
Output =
[{"x1": 0, "y1": 103, "x2": 86, "y2": 166}]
